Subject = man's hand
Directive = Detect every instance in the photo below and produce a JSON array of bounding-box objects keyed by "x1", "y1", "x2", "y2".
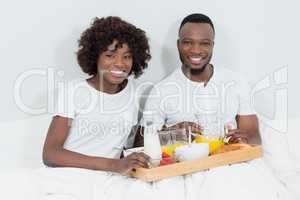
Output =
[
  {"x1": 226, "y1": 115, "x2": 261, "y2": 144},
  {"x1": 226, "y1": 129, "x2": 249, "y2": 144},
  {"x1": 163, "y1": 121, "x2": 203, "y2": 133}
]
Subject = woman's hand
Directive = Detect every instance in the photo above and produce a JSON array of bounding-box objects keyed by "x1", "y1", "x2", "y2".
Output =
[{"x1": 114, "y1": 152, "x2": 150, "y2": 175}]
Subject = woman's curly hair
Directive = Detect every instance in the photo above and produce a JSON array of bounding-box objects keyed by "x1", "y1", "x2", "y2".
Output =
[{"x1": 77, "y1": 16, "x2": 151, "y2": 78}]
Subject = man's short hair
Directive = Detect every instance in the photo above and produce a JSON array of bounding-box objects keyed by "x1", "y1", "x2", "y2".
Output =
[{"x1": 179, "y1": 13, "x2": 215, "y2": 34}]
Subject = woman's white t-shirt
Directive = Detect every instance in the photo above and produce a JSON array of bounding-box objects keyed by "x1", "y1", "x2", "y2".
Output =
[{"x1": 53, "y1": 79, "x2": 139, "y2": 159}]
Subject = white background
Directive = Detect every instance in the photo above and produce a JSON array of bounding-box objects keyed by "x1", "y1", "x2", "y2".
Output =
[
  {"x1": 0, "y1": 0, "x2": 298, "y2": 120},
  {"x1": 0, "y1": 0, "x2": 299, "y2": 167}
]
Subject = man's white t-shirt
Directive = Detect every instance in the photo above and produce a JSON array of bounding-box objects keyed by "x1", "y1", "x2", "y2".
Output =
[
  {"x1": 142, "y1": 67, "x2": 255, "y2": 133},
  {"x1": 53, "y1": 79, "x2": 139, "y2": 159}
]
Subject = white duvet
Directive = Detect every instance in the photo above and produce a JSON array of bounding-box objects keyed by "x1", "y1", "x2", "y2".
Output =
[{"x1": 2, "y1": 159, "x2": 296, "y2": 200}]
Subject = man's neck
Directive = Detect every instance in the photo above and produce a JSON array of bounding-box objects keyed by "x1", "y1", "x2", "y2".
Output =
[{"x1": 181, "y1": 64, "x2": 213, "y2": 84}]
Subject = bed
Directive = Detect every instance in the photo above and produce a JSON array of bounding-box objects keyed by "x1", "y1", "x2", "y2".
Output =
[{"x1": 0, "y1": 114, "x2": 299, "y2": 200}]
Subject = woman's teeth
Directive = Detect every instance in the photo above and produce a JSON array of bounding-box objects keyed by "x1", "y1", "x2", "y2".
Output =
[
  {"x1": 111, "y1": 70, "x2": 123, "y2": 74},
  {"x1": 110, "y1": 70, "x2": 127, "y2": 77}
]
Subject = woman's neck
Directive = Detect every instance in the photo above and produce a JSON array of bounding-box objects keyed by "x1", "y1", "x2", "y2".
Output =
[{"x1": 87, "y1": 75, "x2": 125, "y2": 94}]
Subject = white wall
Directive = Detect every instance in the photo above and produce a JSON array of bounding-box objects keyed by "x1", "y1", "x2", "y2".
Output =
[
  {"x1": 0, "y1": 0, "x2": 298, "y2": 121},
  {"x1": 0, "y1": 0, "x2": 299, "y2": 166}
]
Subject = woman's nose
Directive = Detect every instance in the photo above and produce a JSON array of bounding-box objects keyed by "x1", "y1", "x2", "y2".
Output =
[{"x1": 114, "y1": 55, "x2": 124, "y2": 66}]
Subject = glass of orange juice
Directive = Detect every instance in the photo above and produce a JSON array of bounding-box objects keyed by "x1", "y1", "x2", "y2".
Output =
[
  {"x1": 193, "y1": 113, "x2": 225, "y2": 154},
  {"x1": 193, "y1": 134, "x2": 224, "y2": 154},
  {"x1": 159, "y1": 129, "x2": 188, "y2": 157}
]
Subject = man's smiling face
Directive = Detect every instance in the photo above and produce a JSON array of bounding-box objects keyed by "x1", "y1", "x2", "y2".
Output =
[{"x1": 177, "y1": 22, "x2": 214, "y2": 73}]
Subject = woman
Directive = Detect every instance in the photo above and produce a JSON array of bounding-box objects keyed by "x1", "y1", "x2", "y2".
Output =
[
  {"x1": 38, "y1": 16, "x2": 164, "y2": 200},
  {"x1": 43, "y1": 16, "x2": 151, "y2": 175}
]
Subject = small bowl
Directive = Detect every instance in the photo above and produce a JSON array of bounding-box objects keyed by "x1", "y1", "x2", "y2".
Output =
[{"x1": 174, "y1": 143, "x2": 209, "y2": 161}]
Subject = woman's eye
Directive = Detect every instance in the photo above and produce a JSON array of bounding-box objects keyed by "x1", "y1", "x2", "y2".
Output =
[
  {"x1": 124, "y1": 55, "x2": 132, "y2": 59},
  {"x1": 105, "y1": 54, "x2": 113, "y2": 58}
]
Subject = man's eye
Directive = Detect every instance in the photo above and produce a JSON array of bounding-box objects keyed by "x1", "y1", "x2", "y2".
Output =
[
  {"x1": 182, "y1": 41, "x2": 192, "y2": 45},
  {"x1": 200, "y1": 42, "x2": 213, "y2": 47}
]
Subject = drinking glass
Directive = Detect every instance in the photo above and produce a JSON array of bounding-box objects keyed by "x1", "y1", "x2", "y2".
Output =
[
  {"x1": 158, "y1": 128, "x2": 188, "y2": 157},
  {"x1": 193, "y1": 112, "x2": 225, "y2": 154}
]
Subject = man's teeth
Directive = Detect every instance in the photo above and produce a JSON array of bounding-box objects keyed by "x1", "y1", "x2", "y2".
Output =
[{"x1": 190, "y1": 57, "x2": 202, "y2": 62}]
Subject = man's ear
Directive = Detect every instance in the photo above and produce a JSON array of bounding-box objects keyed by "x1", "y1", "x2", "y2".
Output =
[{"x1": 177, "y1": 39, "x2": 180, "y2": 49}]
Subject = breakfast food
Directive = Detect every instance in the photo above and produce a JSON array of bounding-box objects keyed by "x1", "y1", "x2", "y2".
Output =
[
  {"x1": 161, "y1": 143, "x2": 185, "y2": 156},
  {"x1": 159, "y1": 143, "x2": 186, "y2": 166},
  {"x1": 159, "y1": 155, "x2": 176, "y2": 166},
  {"x1": 174, "y1": 143, "x2": 209, "y2": 161},
  {"x1": 211, "y1": 143, "x2": 252, "y2": 155},
  {"x1": 193, "y1": 135, "x2": 224, "y2": 154}
]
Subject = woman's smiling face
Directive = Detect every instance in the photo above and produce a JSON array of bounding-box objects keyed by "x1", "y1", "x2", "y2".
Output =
[{"x1": 97, "y1": 40, "x2": 133, "y2": 85}]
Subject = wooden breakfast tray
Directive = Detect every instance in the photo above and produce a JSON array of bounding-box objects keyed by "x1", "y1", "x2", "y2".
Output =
[{"x1": 132, "y1": 143, "x2": 262, "y2": 182}]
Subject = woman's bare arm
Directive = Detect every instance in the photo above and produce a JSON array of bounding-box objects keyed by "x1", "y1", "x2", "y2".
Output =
[{"x1": 43, "y1": 116, "x2": 149, "y2": 174}]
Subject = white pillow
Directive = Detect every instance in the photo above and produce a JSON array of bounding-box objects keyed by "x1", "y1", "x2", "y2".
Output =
[
  {"x1": 285, "y1": 117, "x2": 300, "y2": 171},
  {"x1": 281, "y1": 171, "x2": 300, "y2": 200},
  {"x1": 0, "y1": 114, "x2": 51, "y2": 169},
  {"x1": 0, "y1": 169, "x2": 39, "y2": 200},
  {"x1": 259, "y1": 119, "x2": 296, "y2": 178}
]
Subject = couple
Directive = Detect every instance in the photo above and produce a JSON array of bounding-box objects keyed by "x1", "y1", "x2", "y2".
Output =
[{"x1": 39, "y1": 14, "x2": 290, "y2": 200}]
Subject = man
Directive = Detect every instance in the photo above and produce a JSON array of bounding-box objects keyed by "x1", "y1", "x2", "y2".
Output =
[
  {"x1": 141, "y1": 13, "x2": 261, "y2": 145},
  {"x1": 136, "y1": 13, "x2": 290, "y2": 200}
]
